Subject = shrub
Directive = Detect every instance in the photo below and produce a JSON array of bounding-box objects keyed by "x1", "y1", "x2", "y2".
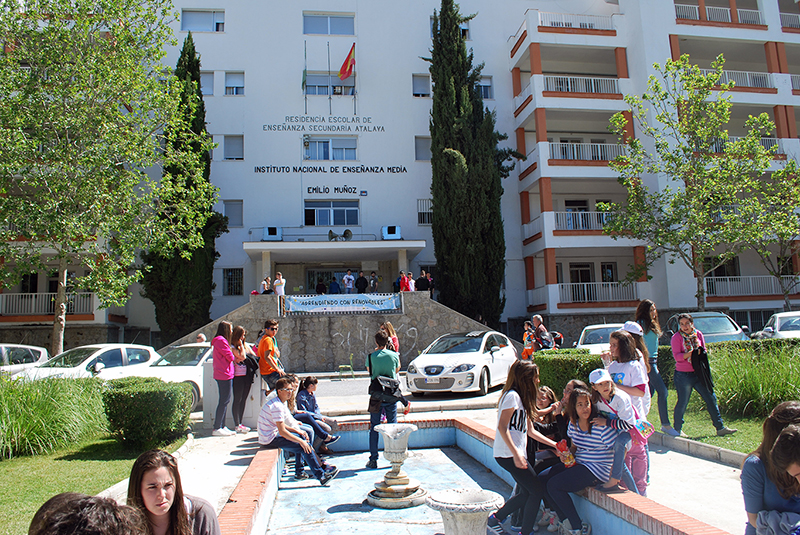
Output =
[
  {"x1": 103, "y1": 377, "x2": 191, "y2": 448},
  {"x1": 0, "y1": 377, "x2": 107, "y2": 459},
  {"x1": 536, "y1": 349, "x2": 603, "y2": 395}
]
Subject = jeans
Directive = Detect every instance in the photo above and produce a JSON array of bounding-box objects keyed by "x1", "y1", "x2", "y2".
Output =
[
  {"x1": 214, "y1": 378, "x2": 233, "y2": 430},
  {"x1": 610, "y1": 431, "x2": 640, "y2": 495},
  {"x1": 369, "y1": 401, "x2": 397, "y2": 461},
  {"x1": 294, "y1": 412, "x2": 331, "y2": 443},
  {"x1": 263, "y1": 433, "x2": 325, "y2": 480},
  {"x1": 648, "y1": 358, "x2": 671, "y2": 427},
  {"x1": 540, "y1": 463, "x2": 599, "y2": 529},
  {"x1": 231, "y1": 375, "x2": 250, "y2": 427},
  {"x1": 673, "y1": 370, "x2": 724, "y2": 432},
  {"x1": 293, "y1": 423, "x2": 315, "y2": 477},
  {"x1": 495, "y1": 456, "x2": 546, "y2": 535}
]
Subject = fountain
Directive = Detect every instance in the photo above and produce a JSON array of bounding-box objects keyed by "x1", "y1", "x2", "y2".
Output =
[
  {"x1": 365, "y1": 423, "x2": 428, "y2": 509},
  {"x1": 426, "y1": 488, "x2": 504, "y2": 535}
]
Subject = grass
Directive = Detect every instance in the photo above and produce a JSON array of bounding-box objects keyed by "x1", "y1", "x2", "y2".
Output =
[
  {"x1": 0, "y1": 433, "x2": 186, "y2": 535},
  {"x1": 647, "y1": 387, "x2": 762, "y2": 455}
]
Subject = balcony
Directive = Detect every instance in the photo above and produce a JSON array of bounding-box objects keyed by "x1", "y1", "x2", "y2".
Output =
[
  {"x1": 792, "y1": 75, "x2": 800, "y2": 91},
  {"x1": 675, "y1": 4, "x2": 764, "y2": 25},
  {"x1": 781, "y1": 13, "x2": 800, "y2": 30},
  {"x1": 514, "y1": 82, "x2": 533, "y2": 115},
  {"x1": 705, "y1": 276, "x2": 800, "y2": 298},
  {"x1": 523, "y1": 216, "x2": 543, "y2": 242},
  {"x1": 537, "y1": 11, "x2": 615, "y2": 31},
  {"x1": 699, "y1": 69, "x2": 774, "y2": 90},
  {"x1": 543, "y1": 75, "x2": 620, "y2": 96},
  {"x1": 549, "y1": 142, "x2": 626, "y2": 162},
  {"x1": 0, "y1": 292, "x2": 94, "y2": 316},
  {"x1": 708, "y1": 137, "x2": 782, "y2": 154},
  {"x1": 554, "y1": 211, "x2": 610, "y2": 232},
  {"x1": 558, "y1": 281, "x2": 638, "y2": 304}
]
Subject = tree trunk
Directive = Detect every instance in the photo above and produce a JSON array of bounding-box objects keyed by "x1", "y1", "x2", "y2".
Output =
[
  {"x1": 696, "y1": 272, "x2": 706, "y2": 311},
  {"x1": 779, "y1": 276, "x2": 794, "y2": 312},
  {"x1": 50, "y1": 257, "x2": 68, "y2": 356}
]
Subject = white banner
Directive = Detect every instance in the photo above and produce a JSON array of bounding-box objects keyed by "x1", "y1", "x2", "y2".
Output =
[{"x1": 283, "y1": 293, "x2": 401, "y2": 314}]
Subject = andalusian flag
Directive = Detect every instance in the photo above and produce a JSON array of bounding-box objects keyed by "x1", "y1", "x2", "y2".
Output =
[{"x1": 338, "y1": 43, "x2": 355, "y2": 80}]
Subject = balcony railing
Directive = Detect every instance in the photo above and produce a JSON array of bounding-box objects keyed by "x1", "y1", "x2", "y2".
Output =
[
  {"x1": 515, "y1": 82, "x2": 532, "y2": 111},
  {"x1": 0, "y1": 292, "x2": 94, "y2": 315},
  {"x1": 554, "y1": 211, "x2": 610, "y2": 231},
  {"x1": 699, "y1": 69, "x2": 773, "y2": 89},
  {"x1": 708, "y1": 137, "x2": 780, "y2": 154},
  {"x1": 543, "y1": 75, "x2": 620, "y2": 94},
  {"x1": 549, "y1": 142, "x2": 625, "y2": 161},
  {"x1": 705, "y1": 276, "x2": 800, "y2": 297},
  {"x1": 528, "y1": 286, "x2": 548, "y2": 307},
  {"x1": 523, "y1": 216, "x2": 543, "y2": 240},
  {"x1": 781, "y1": 13, "x2": 800, "y2": 29},
  {"x1": 538, "y1": 11, "x2": 614, "y2": 31},
  {"x1": 558, "y1": 282, "x2": 637, "y2": 303},
  {"x1": 792, "y1": 74, "x2": 800, "y2": 90},
  {"x1": 675, "y1": 4, "x2": 763, "y2": 25}
]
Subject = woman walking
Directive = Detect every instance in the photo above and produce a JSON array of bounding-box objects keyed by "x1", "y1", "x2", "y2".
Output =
[{"x1": 211, "y1": 321, "x2": 236, "y2": 436}]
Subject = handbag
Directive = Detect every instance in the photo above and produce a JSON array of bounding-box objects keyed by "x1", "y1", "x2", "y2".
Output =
[{"x1": 367, "y1": 353, "x2": 402, "y2": 402}]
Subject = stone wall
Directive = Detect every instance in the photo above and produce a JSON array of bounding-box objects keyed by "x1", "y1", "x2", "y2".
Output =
[{"x1": 172, "y1": 292, "x2": 520, "y2": 372}]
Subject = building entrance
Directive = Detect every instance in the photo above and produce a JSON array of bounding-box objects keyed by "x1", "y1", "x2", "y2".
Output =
[{"x1": 306, "y1": 268, "x2": 359, "y2": 294}]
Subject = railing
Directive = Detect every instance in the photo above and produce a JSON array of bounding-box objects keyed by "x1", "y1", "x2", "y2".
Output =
[
  {"x1": 675, "y1": 4, "x2": 700, "y2": 20},
  {"x1": 558, "y1": 282, "x2": 637, "y2": 303},
  {"x1": 791, "y1": 74, "x2": 800, "y2": 90},
  {"x1": 700, "y1": 69, "x2": 773, "y2": 89},
  {"x1": 0, "y1": 292, "x2": 94, "y2": 315},
  {"x1": 514, "y1": 82, "x2": 532, "y2": 111},
  {"x1": 738, "y1": 9, "x2": 763, "y2": 25},
  {"x1": 709, "y1": 137, "x2": 780, "y2": 153},
  {"x1": 543, "y1": 75, "x2": 620, "y2": 94},
  {"x1": 549, "y1": 142, "x2": 626, "y2": 161},
  {"x1": 706, "y1": 6, "x2": 731, "y2": 22},
  {"x1": 781, "y1": 13, "x2": 800, "y2": 29},
  {"x1": 538, "y1": 11, "x2": 614, "y2": 31},
  {"x1": 676, "y1": 4, "x2": 763, "y2": 25},
  {"x1": 520, "y1": 144, "x2": 539, "y2": 174},
  {"x1": 523, "y1": 216, "x2": 543, "y2": 240},
  {"x1": 528, "y1": 286, "x2": 548, "y2": 307},
  {"x1": 705, "y1": 276, "x2": 800, "y2": 297},
  {"x1": 554, "y1": 211, "x2": 610, "y2": 231}
]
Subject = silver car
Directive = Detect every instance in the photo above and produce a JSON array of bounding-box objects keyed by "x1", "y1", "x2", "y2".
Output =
[{"x1": 0, "y1": 344, "x2": 50, "y2": 376}]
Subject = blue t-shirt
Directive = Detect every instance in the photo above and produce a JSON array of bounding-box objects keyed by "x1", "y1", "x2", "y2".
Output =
[
  {"x1": 741, "y1": 455, "x2": 800, "y2": 535},
  {"x1": 641, "y1": 326, "x2": 658, "y2": 361}
]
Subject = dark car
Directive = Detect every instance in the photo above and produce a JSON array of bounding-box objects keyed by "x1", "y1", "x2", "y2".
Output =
[{"x1": 664, "y1": 311, "x2": 749, "y2": 344}]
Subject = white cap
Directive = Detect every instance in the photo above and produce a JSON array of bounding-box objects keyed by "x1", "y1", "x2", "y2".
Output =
[
  {"x1": 621, "y1": 321, "x2": 643, "y2": 337},
  {"x1": 589, "y1": 368, "x2": 612, "y2": 384}
]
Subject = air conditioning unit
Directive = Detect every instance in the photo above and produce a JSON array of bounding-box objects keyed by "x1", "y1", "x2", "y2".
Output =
[
  {"x1": 261, "y1": 227, "x2": 283, "y2": 241},
  {"x1": 381, "y1": 225, "x2": 402, "y2": 240}
]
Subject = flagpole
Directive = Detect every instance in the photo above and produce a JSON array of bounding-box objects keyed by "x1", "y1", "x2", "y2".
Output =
[
  {"x1": 304, "y1": 40, "x2": 308, "y2": 115},
  {"x1": 352, "y1": 44, "x2": 357, "y2": 116},
  {"x1": 327, "y1": 41, "x2": 332, "y2": 115}
]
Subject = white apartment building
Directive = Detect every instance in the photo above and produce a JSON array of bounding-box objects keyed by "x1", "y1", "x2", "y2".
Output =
[{"x1": 3, "y1": 0, "x2": 799, "y2": 344}]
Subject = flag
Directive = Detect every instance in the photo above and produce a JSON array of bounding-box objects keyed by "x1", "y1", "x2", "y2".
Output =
[
  {"x1": 302, "y1": 68, "x2": 307, "y2": 90},
  {"x1": 338, "y1": 43, "x2": 355, "y2": 80}
]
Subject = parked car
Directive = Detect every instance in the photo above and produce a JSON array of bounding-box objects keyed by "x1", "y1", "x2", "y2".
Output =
[
  {"x1": 405, "y1": 331, "x2": 517, "y2": 397},
  {"x1": 16, "y1": 344, "x2": 159, "y2": 381},
  {"x1": 754, "y1": 312, "x2": 800, "y2": 340},
  {"x1": 0, "y1": 344, "x2": 50, "y2": 376},
  {"x1": 664, "y1": 311, "x2": 750, "y2": 343},
  {"x1": 574, "y1": 324, "x2": 625, "y2": 354},
  {"x1": 101, "y1": 343, "x2": 212, "y2": 411}
]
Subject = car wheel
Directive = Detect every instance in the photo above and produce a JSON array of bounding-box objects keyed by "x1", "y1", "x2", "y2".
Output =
[
  {"x1": 411, "y1": 392, "x2": 425, "y2": 398},
  {"x1": 478, "y1": 368, "x2": 489, "y2": 396},
  {"x1": 186, "y1": 382, "x2": 200, "y2": 412}
]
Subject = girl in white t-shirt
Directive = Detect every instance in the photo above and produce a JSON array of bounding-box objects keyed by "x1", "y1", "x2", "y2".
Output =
[{"x1": 487, "y1": 360, "x2": 558, "y2": 535}]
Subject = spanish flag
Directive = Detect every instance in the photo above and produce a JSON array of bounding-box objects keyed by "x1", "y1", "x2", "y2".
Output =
[{"x1": 338, "y1": 43, "x2": 355, "y2": 80}]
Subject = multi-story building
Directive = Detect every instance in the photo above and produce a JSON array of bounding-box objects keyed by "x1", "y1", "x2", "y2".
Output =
[{"x1": 3, "y1": 0, "x2": 799, "y2": 345}]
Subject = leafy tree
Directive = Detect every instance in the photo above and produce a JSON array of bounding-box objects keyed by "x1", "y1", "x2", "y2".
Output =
[
  {"x1": 428, "y1": 0, "x2": 515, "y2": 327},
  {"x1": 140, "y1": 33, "x2": 227, "y2": 344},
  {"x1": 0, "y1": 0, "x2": 216, "y2": 355},
  {"x1": 604, "y1": 55, "x2": 776, "y2": 310}
]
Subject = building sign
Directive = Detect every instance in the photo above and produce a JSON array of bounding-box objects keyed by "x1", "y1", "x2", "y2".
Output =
[
  {"x1": 254, "y1": 165, "x2": 407, "y2": 175},
  {"x1": 283, "y1": 294, "x2": 401, "y2": 314},
  {"x1": 263, "y1": 115, "x2": 385, "y2": 133}
]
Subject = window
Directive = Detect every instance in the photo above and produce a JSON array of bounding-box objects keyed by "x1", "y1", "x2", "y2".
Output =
[
  {"x1": 479, "y1": 76, "x2": 493, "y2": 99},
  {"x1": 199, "y1": 72, "x2": 214, "y2": 96},
  {"x1": 21, "y1": 273, "x2": 38, "y2": 293},
  {"x1": 303, "y1": 14, "x2": 354, "y2": 35},
  {"x1": 704, "y1": 256, "x2": 740, "y2": 277},
  {"x1": 413, "y1": 74, "x2": 430, "y2": 97},
  {"x1": 225, "y1": 72, "x2": 244, "y2": 95},
  {"x1": 224, "y1": 135, "x2": 244, "y2": 160},
  {"x1": 304, "y1": 73, "x2": 355, "y2": 95},
  {"x1": 304, "y1": 200, "x2": 359, "y2": 226},
  {"x1": 181, "y1": 10, "x2": 224, "y2": 32},
  {"x1": 223, "y1": 200, "x2": 243, "y2": 227},
  {"x1": 415, "y1": 136, "x2": 432, "y2": 160},
  {"x1": 223, "y1": 268, "x2": 244, "y2": 296},
  {"x1": 417, "y1": 199, "x2": 433, "y2": 225},
  {"x1": 126, "y1": 348, "x2": 150, "y2": 365},
  {"x1": 601, "y1": 262, "x2": 617, "y2": 283},
  {"x1": 93, "y1": 349, "x2": 123, "y2": 369},
  {"x1": 306, "y1": 137, "x2": 356, "y2": 161},
  {"x1": 460, "y1": 21, "x2": 470, "y2": 40}
]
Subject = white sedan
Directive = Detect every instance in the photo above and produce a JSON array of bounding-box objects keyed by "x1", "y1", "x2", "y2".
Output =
[
  {"x1": 405, "y1": 331, "x2": 517, "y2": 397},
  {"x1": 0, "y1": 344, "x2": 50, "y2": 376},
  {"x1": 574, "y1": 323, "x2": 624, "y2": 354},
  {"x1": 758, "y1": 312, "x2": 800, "y2": 340},
  {"x1": 17, "y1": 344, "x2": 158, "y2": 381}
]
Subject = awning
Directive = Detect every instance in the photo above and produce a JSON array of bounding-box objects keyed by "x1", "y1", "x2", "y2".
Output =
[{"x1": 242, "y1": 239, "x2": 427, "y2": 263}]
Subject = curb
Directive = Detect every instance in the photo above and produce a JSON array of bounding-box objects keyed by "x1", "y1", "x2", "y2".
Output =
[
  {"x1": 649, "y1": 430, "x2": 746, "y2": 468},
  {"x1": 325, "y1": 398, "x2": 500, "y2": 417},
  {"x1": 97, "y1": 433, "x2": 195, "y2": 504}
]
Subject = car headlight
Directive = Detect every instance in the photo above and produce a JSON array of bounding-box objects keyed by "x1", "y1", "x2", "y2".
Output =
[
  {"x1": 407, "y1": 363, "x2": 418, "y2": 374},
  {"x1": 452, "y1": 363, "x2": 475, "y2": 373}
]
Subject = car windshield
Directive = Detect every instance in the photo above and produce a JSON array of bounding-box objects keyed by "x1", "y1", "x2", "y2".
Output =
[
  {"x1": 153, "y1": 347, "x2": 208, "y2": 367},
  {"x1": 41, "y1": 347, "x2": 97, "y2": 368},
  {"x1": 580, "y1": 327, "x2": 618, "y2": 345},
  {"x1": 427, "y1": 335, "x2": 483, "y2": 354},
  {"x1": 694, "y1": 316, "x2": 738, "y2": 335},
  {"x1": 778, "y1": 317, "x2": 800, "y2": 332}
]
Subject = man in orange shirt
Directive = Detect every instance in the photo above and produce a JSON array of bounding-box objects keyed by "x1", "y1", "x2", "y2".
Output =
[{"x1": 258, "y1": 319, "x2": 285, "y2": 393}]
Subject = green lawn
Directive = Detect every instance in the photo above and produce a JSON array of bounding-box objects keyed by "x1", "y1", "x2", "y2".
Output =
[
  {"x1": 647, "y1": 387, "x2": 761, "y2": 454},
  {"x1": 0, "y1": 434, "x2": 185, "y2": 535}
]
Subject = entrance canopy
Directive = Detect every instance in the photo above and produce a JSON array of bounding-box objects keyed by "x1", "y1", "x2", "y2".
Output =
[{"x1": 242, "y1": 239, "x2": 427, "y2": 263}]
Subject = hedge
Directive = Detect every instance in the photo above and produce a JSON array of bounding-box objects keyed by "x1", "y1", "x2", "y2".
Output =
[
  {"x1": 103, "y1": 377, "x2": 192, "y2": 448},
  {"x1": 535, "y1": 348, "x2": 602, "y2": 395}
]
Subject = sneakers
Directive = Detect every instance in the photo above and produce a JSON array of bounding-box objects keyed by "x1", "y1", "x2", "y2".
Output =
[
  {"x1": 294, "y1": 472, "x2": 310, "y2": 480},
  {"x1": 538, "y1": 509, "x2": 555, "y2": 527},
  {"x1": 319, "y1": 466, "x2": 339, "y2": 486},
  {"x1": 324, "y1": 435, "x2": 341, "y2": 445},
  {"x1": 717, "y1": 426, "x2": 738, "y2": 437},
  {"x1": 365, "y1": 459, "x2": 378, "y2": 469},
  {"x1": 212, "y1": 427, "x2": 235, "y2": 436},
  {"x1": 677, "y1": 429, "x2": 688, "y2": 438},
  {"x1": 486, "y1": 513, "x2": 504, "y2": 535},
  {"x1": 236, "y1": 424, "x2": 250, "y2": 434},
  {"x1": 546, "y1": 515, "x2": 560, "y2": 532},
  {"x1": 565, "y1": 523, "x2": 592, "y2": 535},
  {"x1": 403, "y1": 402, "x2": 411, "y2": 416},
  {"x1": 661, "y1": 425, "x2": 680, "y2": 437}
]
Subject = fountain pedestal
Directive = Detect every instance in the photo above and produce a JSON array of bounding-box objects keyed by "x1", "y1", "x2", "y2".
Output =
[
  {"x1": 365, "y1": 423, "x2": 427, "y2": 509},
  {"x1": 426, "y1": 488, "x2": 504, "y2": 535}
]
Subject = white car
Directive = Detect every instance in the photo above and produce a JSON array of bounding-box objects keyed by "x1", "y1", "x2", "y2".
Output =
[
  {"x1": 406, "y1": 331, "x2": 517, "y2": 397},
  {"x1": 575, "y1": 324, "x2": 625, "y2": 354},
  {"x1": 758, "y1": 312, "x2": 800, "y2": 340},
  {"x1": 17, "y1": 344, "x2": 158, "y2": 381},
  {"x1": 102, "y1": 343, "x2": 212, "y2": 411},
  {"x1": 0, "y1": 344, "x2": 50, "y2": 376}
]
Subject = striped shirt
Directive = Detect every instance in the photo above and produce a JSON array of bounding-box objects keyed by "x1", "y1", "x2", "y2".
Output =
[{"x1": 567, "y1": 421, "x2": 617, "y2": 482}]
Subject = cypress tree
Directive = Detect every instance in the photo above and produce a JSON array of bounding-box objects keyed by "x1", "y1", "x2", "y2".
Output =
[
  {"x1": 429, "y1": 0, "x2": 515, "y2": 327},
  {"x1": 140, "y1": 33, "x2": 227, "y2": 344}
]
